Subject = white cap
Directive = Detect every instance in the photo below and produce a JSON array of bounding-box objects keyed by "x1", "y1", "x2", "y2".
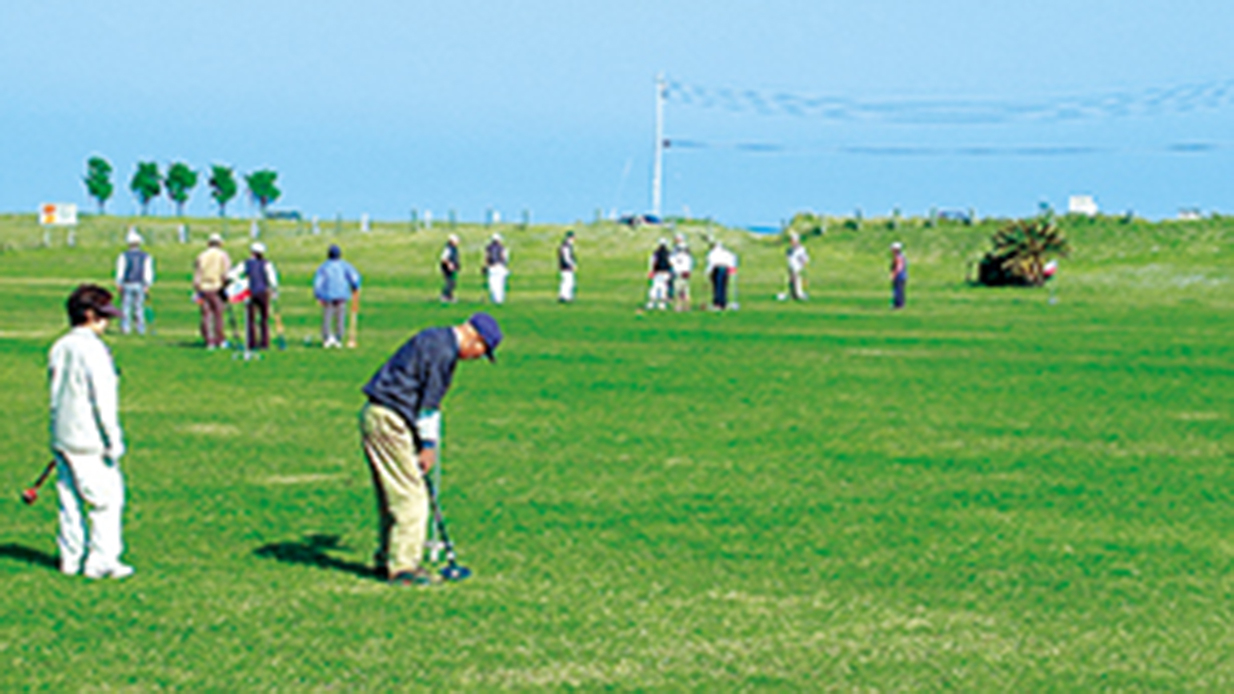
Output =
[
  {"x1": 208, "y1": 233, "x2": 223, "y2": 245},
  {"x1": 492, "y1": 232, "x2": 502, "y2": 242},
  {"x1": 891, "y1": 241, "x2": 903, "y2": 251},
  {"x1": 126, "y1": 228, "x2": 143, "y2": 245},
  {"x1": 448, "y1": 234, "x2": 460, "y2": 244},
  {"x1": 251, "y1": 241, "x2": 267, "y2": 254}
]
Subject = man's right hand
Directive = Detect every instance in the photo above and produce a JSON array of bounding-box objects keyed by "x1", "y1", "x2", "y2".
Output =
[{"x1": 418, "y1": 447, "x2": 437, "y2": 475}]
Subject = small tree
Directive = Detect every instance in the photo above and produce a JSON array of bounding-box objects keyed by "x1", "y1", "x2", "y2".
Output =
[
  {"x1": 245, "y1": 169, "x2": 281, "y2": 214},
  {"x1": 209, "y1": 164, "x2": 238, "y2": 217},
  {"x1": 165, "y1": 162, "x2": 198, "y2": 216},
  {"x1": 976, "y1": 219, "x2": 1070, "y2": 286},
  {"x1": 130, "y1": 161, "x2": 162, "y2": 215},
  {"x1": 83, "y1": 156, "x2": 114, "y2": 214}
]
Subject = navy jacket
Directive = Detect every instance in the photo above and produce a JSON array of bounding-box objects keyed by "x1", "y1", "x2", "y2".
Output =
[{"x1": 363, "y1": 327, "x2": 459, "y2": 439}]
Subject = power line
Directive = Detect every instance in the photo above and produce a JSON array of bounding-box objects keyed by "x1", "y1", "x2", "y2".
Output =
[
  {"x1": 663, "y1": 139, "x2": 1231, "y2": 157},
  {"x1": 665, "y1": 77, "x2": 1234, "y2": 125}
]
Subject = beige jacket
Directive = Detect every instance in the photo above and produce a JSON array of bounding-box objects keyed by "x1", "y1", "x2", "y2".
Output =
[{"x1": 194, "y1": 247, "x2": 232, "y2": 292}]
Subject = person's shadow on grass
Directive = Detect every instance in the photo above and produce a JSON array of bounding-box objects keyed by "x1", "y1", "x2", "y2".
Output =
[
  {"x1": 0, "y1": 543, "x2": 58, "y2": 571},
  {"x1": 254, "y1": 533, "x2": 378, "y2": 580}
]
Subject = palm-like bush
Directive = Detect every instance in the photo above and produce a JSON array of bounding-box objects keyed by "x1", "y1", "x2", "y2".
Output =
[{"x1": 977, "y1": 219, "x2": 1070, "y2": 286}]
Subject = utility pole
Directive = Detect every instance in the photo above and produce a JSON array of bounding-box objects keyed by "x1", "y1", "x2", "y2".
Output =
[{"x1": 651, "y1": 72, "x2": 666, "y2": 217}]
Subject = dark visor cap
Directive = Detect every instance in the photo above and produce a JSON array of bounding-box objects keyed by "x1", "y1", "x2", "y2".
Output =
[{"x1": 468, "y1": 312, "x2": 502, "y2": 361}]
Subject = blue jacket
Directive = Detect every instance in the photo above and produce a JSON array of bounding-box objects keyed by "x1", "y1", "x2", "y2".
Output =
[
  {"x1": 313, "y1": 259, "x2": 362, "y2": 302},
  {"x1": 363, "y1": 327, "x2": 458, "y2": 438}
]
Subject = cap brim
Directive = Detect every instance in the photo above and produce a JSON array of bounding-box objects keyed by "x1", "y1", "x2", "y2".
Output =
[{"x1": 98, "y1": 305, "x2": 123, "y2": 318}]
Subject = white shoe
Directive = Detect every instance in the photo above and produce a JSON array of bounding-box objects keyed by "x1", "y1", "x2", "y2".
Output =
[{"x1": 84, "y1": 563, "x2": 135, "y2": 580}]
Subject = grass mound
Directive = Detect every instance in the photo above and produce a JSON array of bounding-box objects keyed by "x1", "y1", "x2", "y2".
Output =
[{"x1": 1, "y1": 214, "x2": 1230, "y2": 689}]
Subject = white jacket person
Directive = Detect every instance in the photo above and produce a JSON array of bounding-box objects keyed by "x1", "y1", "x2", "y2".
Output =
[{"x1": 48, "y1": 284, "x2": 134, "y2": 579}]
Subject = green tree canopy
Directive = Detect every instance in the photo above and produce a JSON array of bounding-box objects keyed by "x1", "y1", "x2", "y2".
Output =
[
  {"x1": 245, "y1": 169, "x2": 281, "y2": 213},
  {"x1": 84, "y1": 156, "x2": 114, "y2": 214},
  {"x1": 165, "y1": 162, "x2": 198, "y2": 216},
  {"x1": 209, "y1": 164, "x2": 238, "y2": 217},
  {"x1": 130, "y1": 161, "x2": 162, "y2": 216}
]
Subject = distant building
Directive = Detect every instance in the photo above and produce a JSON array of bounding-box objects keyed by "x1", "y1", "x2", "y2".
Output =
[
  {"x1": 1068, "y1": 195, "x2": 1098, "y2": 217},
  {"x1": 1178, "y1": 208, "x2": 1203, "y2": 221}
]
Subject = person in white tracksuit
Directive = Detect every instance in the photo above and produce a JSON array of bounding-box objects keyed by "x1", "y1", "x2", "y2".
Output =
[
  {"x1": 48, "y1": 284, "x2": 134, "y2": 579},
  {"x1": 786, "y1": 232, "x2": 810, "y2": 300},
  {"x1": 484, "y1": 233, "x2": 510, "y2": 305}
]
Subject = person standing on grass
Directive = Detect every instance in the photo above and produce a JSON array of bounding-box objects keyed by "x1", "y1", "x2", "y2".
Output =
[
  {"x1": 440, "y1": 234, "x2": 460, "y2": 303},
  {"x1": 706, "y1": 239, "x2": 737, "y2": 310},
  {"x1": 360, "y1": 312, "x2": 503, "y2": 586},
  {"x1": 48, "y1": 284, "x2": 133, "y2": 579},
  {"x1": 669, "y1": 233, "x2": 694, "y2": 312},
  {"x1": 193, "y1": 233, "x2": 231, "y2": 349},
  {"x1": 786, "y1": 232, "x2": 810, "y2": 301},
  {"x1": 313, "y1": 244, "x2": 362, "y2": 348},
  {"x1": 114, "y1": 227, "x2": 154, "y2": 335},
  {"x1": 646, "y1": 238, "x2": 672, "y2": 310},
  {"x1": 890, "y1": 241, "x2": 908, "y2": 310},
  {"x1": 244, "y1": 242, "x2": 279, "y2": 350},
  {"x1": 557, "y1": 230, "x2": 577, "y2": 303},
  {"x1": 484, "y1": 232, "x2": 509, "y2": 305}
]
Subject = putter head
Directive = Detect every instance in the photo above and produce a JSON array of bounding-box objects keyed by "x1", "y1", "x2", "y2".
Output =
[
  {"x1": 441, "y1": 563, "x2": 472, "y2": 582},
  {"x1": 20, "y1": 488, "x2": 38, "y2": 505}
]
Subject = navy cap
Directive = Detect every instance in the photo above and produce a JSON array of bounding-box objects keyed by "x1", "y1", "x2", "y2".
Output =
[{"x1": 468, "y1": 312, "x2": 502, "y2": 361}]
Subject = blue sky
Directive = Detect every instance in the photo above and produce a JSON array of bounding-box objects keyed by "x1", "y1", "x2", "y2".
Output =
[{"x1": 3, "y1": 1, "x2": 1233, "y2": 224}]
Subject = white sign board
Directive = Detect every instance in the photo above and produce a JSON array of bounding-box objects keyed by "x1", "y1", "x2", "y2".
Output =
[
  {"x1": 1068, "y1": 195, "x2": 1098, "y2": 217},
  {"x1": 39, "y1": 202, "x2": 78, "y2": 226}
]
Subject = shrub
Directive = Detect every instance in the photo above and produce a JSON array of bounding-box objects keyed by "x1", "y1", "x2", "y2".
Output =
[{"x1": 975, "y1": 219, "x2": 1070, "y2": 287}]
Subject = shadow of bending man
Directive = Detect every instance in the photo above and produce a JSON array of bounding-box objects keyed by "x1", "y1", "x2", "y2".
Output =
[
  {"x1": 254, "y1": 533, "x2": 377, "y2": 580},
  {"x1": 0, "y1": 543, "x2": 58, "y2": 571}
]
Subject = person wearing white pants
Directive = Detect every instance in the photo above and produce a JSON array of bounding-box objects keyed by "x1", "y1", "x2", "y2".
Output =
[
  {"x1": 557, "y1": 230, "x2": 577, "y2": 302},
  {"x1": 484, "y1": 233, "x2": 510, "y2": 305},
  {"x1": 646, "y1": 238, "x2": 672, "y2": 310},
  {"x1": 48, "y1": 284, "x2": 133, "y2": 579}
]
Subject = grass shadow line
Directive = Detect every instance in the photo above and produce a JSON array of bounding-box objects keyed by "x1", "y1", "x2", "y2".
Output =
[
  {"x1": 0, "y1": 543, "x2": 58, "y2": 571},
  {"x1": 253, "y1": 533, "x2": 377, "y2": 580}
]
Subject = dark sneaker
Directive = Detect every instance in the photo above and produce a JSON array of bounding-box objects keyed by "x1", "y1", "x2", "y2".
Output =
[{"x1": 389, "y1": 567, "x2": 441, "y2": 587}]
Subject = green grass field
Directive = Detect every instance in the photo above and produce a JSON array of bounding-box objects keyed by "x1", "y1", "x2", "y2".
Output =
[{"x1": 1, "y1": 212, "x2": 1230, "y2": 690}]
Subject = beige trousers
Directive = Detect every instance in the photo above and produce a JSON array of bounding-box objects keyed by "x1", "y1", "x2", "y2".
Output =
[{"x1": 360, "y1": 403, "x2": 428, "y2": 575}]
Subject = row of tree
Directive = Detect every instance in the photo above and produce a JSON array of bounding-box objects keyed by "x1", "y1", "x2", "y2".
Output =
[{"x1": 83, "y1": 157, "x2": 281, "y2": 217}]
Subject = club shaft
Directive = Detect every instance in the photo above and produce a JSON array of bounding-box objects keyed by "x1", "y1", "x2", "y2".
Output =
[
  {"x1": 31, "y1": 459, "x2": 55, "y2": 488},
  {"x1": 423, "y1": 475, "x2": 456, "y2": 554}
]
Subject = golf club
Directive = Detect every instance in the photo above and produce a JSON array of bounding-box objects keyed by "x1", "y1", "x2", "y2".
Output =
[
  {"x1": 144, "y1": 292, "x2": 157, "y2": 336},
  {"x1": 21, "y1": 459, "x2": 55, "y2": 505},
  {"x1": 346, "y1": 289, "x2": 360, "y2": 348},
  {"x1": 422, "y1": 473, "x2": 472, "y2": 582},
  {"x1": 272, "y1": 297, "x2": 287, "y2": 351},
  {"x1": 225, "y1": 297, "x2": 242, "y2": 350}
]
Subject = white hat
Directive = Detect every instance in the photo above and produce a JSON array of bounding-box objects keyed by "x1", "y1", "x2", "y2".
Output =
[
  {"x1": 251, "y1": 241, "x2": 267, "y2": 254},
  {"x1": 208, "y1": 233, "x2": 223, "y2": 245},
  {"x1": 126, "y1": 228, "x2": 143, "y2": 245},
  {"x1": 448, "y1": 234, "x2": 460, "y2": 244},
  {"x1": 492, "y1": 232, "x2": 503, "y2": 242},
  {"x1": 891, "y1": 241, "x2": 903, "y2": 251}
]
